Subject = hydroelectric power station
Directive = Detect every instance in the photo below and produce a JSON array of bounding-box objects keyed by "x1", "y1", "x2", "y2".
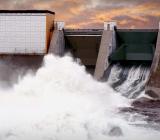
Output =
[{"x1": 0, "y1": 10, "x2": 159, "y2": 99}]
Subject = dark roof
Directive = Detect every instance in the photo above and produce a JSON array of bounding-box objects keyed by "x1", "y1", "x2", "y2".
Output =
[{"x1": 0, "y1": 10, "x2": 55, "y2": 14}]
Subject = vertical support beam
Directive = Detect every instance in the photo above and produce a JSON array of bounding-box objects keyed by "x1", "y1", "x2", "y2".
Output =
[
  {"x1": 146, "y1": 23, "x2": 160, "y2": 98},
  {"x1": 94, "y1": 21, "x2": 116, "y2": 80},
  {"x1": 48, "y1": 21, "x2": 65, "y2": 56}
]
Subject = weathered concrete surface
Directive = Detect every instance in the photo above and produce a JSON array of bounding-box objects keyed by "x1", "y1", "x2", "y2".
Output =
[
  {"x1": 146, "y1": 30, "x2": 160, "y2": 98},
  {"x1": 48, "y1": 30, "x2": 65, "y2": 56},
  {"x1": 0, "y1": 55, "x2": 44, "y2": 88},
  {"x1": 94, "y1": 30, "x2": 113, "y2": 80}
]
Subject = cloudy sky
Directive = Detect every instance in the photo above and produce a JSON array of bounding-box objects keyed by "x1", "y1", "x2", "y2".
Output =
[{"x1": 0, "y1": 0, "x2": 160, "y2": 28}]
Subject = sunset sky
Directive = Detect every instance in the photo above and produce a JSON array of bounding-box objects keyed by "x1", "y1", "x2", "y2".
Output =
[{"x1": 0, "y1": 0, "x2": 160, "y2": 29}]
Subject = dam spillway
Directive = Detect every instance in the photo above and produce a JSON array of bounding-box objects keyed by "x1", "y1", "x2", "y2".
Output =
[
  {"x1": 106, "y1": 63, "x2": 150, "y2": 99},
  {"x1": 0, "y1": 10, "x2": 160, "y2": 139},
  {"x1": 109, "y1": 29, "x2": 158, "y2": 62},
  {"x1": 0, "y1": 10, "x2": 159, "y2": 98},
  {"x1": 64, "y1": 29, "x2": 102, "y2": 67},
  {"x1": 63, "y1": 28, "x2": 159, "y2": 98}
]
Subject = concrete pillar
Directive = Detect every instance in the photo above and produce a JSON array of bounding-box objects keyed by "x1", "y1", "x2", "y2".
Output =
[
  {"x1": 104, "y1": 21, "x2": 117, "y2": 31},
  {"x1": 146, "y1": 23, "x2": 160, "y2": 98},
  {"x1": 48, "y1": 21, "x2": 65, "y2": 56},
  {"x1": 94, "y1": 21, "x2": 116, "y2": 80},
  {"x1": 54, "y1": 21, "x2": 65, "y2": 31}
]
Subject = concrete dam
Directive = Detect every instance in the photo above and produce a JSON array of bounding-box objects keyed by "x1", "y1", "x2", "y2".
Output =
[
  {"x1": 64, "y1": 28, "x2": 159, "y2": 99},
  {"x1": 0, "y1": 10, "x2": 159, "y2": 99},
  {"x1": 0, "y1": 10, "x2": 160, "y2": 140}
]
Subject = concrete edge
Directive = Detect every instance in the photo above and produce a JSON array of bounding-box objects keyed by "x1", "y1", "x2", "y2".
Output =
[
  {"x1": 48, "y1": 30, "x2": 65, "y2": 56},
  {"x1": 94, "y1": 30, "x2": 114, "y2": 80}
]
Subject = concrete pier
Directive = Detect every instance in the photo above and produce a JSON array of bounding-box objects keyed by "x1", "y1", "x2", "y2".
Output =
[
  {"x1": 94, "y1": 22, "x2": 116, "y2": 80},
  {"x1": 48, "y1": 22, "x2": 65, "y2": 56},
  {"x1": 146, "y1": 29, "x2": 160, "y2": 98},
  {"x1": 48, "y1": 30, "x2": 65, "y2": 56},
  {"x1": 94, "y1": 30, "x2": 113, "y2": 80}
]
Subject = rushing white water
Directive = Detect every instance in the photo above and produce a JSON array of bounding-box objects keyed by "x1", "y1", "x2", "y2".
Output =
[
  {"x1": 107, "y1": 64, "x2": 150, "y2": 99},
  {"x1": 0, "y1": 55, "x2": 159, "y2": 140}
]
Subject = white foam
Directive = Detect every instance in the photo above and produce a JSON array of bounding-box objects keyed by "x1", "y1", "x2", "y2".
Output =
[
  {"x1": 107, "y1": 64, "x2": 150, "y2": 99},
  {"x1": 0, "y1": 55, "x2": 159, "y2": 140}
]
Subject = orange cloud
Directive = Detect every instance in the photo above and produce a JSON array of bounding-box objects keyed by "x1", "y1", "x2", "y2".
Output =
[{"x1": 0, "y1": 0, "x2": 159, "y2": 28}]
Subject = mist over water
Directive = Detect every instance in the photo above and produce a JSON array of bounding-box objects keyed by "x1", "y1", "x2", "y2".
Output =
[{"x1": 0, "y1": 54, "x2": 159, "y2": 140}]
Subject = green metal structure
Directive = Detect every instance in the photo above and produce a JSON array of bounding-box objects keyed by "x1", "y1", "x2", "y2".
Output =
[{"x1": 109, "y1": 30, "x2": 158, "y2": 62}]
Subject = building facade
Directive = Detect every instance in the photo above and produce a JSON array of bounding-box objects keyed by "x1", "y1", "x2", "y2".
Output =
[{"x1": 0, "y1": 10, "x2": 55, "y2": 54}]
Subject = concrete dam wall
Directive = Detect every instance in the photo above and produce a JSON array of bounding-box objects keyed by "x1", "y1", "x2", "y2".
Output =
[
  {"x1": 61, "y1": 25, "x2": 160, "y2": 98},
  {"x1": 0, "y1": 10, "x2": 159, "y2": 99}
]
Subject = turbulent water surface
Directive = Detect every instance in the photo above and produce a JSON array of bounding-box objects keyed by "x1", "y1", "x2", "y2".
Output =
[
  {"x1": 0, "y1": 55, "x2": 160, "y2": 140},
  {"x1": 107, "y1": 63, "x2": 150, "y2": 99}
]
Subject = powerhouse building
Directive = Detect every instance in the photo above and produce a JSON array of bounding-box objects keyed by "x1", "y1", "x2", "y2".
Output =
[{"x1": 0, "y1": 10, "x2": 55, "y2": 54}]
